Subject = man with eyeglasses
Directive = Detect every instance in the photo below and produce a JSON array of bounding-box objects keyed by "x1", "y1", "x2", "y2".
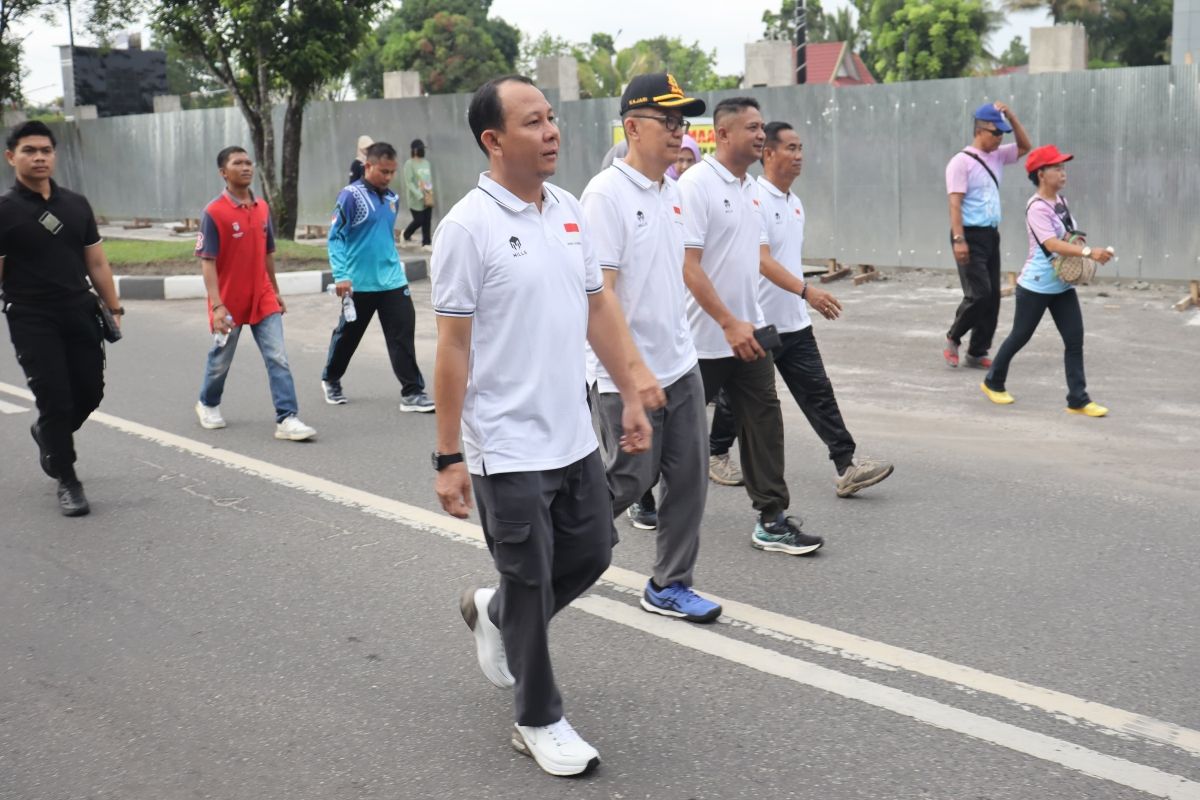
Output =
[
  {"x1": 582, "y1": 73, "x2": 721, "y2": 623},
  {"x1": 944, "y1": 101, "x2": 1031, "y2": 369}
]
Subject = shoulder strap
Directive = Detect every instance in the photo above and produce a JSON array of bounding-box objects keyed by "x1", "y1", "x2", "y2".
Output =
[
  {"x1": 959, "y1": 150, "x2": 999, "y2": 190},
  {"x1": 1026, "y1": 197, "x2": 1054, "y2": 259}
]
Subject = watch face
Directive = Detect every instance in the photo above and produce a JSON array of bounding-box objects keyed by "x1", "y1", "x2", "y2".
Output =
[{"x1": 431, "y1": 452, "x2": 439, "y2": 470}]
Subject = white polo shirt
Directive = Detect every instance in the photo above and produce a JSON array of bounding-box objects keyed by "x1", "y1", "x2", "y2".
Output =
[
  {"x1": 756, "y1": 175, "x2": 812, "y2": 334},
  {"x1": 431, "y1": 173, "x2": 603, "y2": 476},
  {"x1": 677, "y1": 154, "x2": 766, "y2": 359},
  {"x1": 581, "y1": 159, "x2": 697, "y2": 394}
]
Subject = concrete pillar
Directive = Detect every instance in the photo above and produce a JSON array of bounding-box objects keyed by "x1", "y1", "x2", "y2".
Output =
[
  {"x1": 153, "y1": 94, "x2": 182, "y2": 113},
  {"x1": 537, "y1": 56, "x2": 579, "y2": 102},
  {"x1": 383, "y1": 71, "x2": 422, "y2": 99},
  {"x1": 1029, "y1": 25, "x2": 1088, "y2": 74},
  {"x1": 743, "y1": 41, "x2": 794, "y2": 88},
  {"x1": 74, "y1": 105, "x2": 99, "y2": 120}
]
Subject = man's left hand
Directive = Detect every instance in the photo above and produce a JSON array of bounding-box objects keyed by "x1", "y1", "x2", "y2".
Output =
[
  {"x1": 278, "y1": 297, "x2": 287, "y2": 314},
  {"x1": 631, "y1": 363, "x2": 666, "y2": 411},
  {"x1": 805, "y1": 286, "x2": 843, "y2": 320}
]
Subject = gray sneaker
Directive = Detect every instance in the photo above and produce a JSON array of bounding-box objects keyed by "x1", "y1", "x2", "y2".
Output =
[
  {"x1": 400, "y1": 392, "x2": 436, "y2": 413},
  {"x1": 835, "y1": 458, "x2": 894, "y2": 497},
  {"x1": 708, "y1": 452, "x2": 744, "y2": 486}
]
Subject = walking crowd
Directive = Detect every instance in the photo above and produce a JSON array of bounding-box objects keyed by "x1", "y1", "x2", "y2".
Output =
[{"x1": 1, "y1": 67, "x2": 1116, "y2": 779}]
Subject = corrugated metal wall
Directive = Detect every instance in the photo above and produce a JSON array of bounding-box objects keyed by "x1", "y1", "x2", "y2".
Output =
[{"x1": 3, "y1": 64, "x2": 1197, "y2": 279}]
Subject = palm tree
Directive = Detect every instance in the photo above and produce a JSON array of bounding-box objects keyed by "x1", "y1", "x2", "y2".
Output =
[{"x1": 1001, "y1": 0, "x2": 1100, "y2": 24}]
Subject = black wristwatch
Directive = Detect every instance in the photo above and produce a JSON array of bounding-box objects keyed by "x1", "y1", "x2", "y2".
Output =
[{"x1": 432, "y1": 451, "x2": 463, "y2": 471}]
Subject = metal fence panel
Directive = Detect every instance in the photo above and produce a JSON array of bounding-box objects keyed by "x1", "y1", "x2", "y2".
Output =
[{"x1": 2, "y1": 64, "x2": 1196, "y2": 280}]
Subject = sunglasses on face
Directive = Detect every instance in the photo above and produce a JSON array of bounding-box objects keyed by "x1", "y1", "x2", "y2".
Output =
[{"x1": 981, "y1": 127, "x2": 1004, "y2": 137}]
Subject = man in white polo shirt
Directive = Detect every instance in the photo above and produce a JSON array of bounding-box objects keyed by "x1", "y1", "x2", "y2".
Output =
[
  {"x1": 677, "y1": 96, "x2": 823, "y2": 556},
  {"x1": 430, "y1": 75, "x2": 662, "y2": 778},
  {"x1": 582, "y1": 73, "x2": 720, "y2": 624},
  {"x1": 755, "y1": 121, "x2": 894, "y2": 497}
]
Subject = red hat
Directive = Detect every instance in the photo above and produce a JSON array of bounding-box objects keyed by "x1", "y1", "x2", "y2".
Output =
[{"x1": 1026, "y1": 144, "x2": 1073, "y2": 174}]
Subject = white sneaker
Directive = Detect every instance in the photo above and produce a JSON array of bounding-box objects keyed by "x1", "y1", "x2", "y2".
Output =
[
  {"x1": 274, "y1": 415, "x2": 316, "y2": 441},
  {"x1": 459, "y1": 587, "x2": 514, "y2": 688},
  {"x1": 421, "y1": 244, "x2": 433, "y2": 253},
  {"x1": 511, "y1": 718, "x2": 600, "y2": 777},
  {"x1": 195, "y1": 401, "x2": 226, "y2": 429}
]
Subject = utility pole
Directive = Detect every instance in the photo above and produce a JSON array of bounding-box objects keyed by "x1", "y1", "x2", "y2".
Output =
[
  {"x1": 65, "y1": 0, "x2": 76, "y2": 50},
  {"x1": 794, "y1": 0, "x2": 808, "y2": 84}
]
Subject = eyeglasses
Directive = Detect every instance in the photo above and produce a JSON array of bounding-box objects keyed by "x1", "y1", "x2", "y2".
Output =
[{"x1": 628, "y1": 115, "x2": 690, "y2": 133}]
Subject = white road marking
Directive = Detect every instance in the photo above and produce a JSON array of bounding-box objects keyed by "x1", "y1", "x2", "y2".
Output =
[
  {"x1": 0, "y1": 398, "x2": 29, "y2": 414},
  {"x1": 574, "y1": 596, "x2": 1200, "y2": 800},
  {"x1": 2, "y1": 380, "x2": 1198, "y2": 775}
]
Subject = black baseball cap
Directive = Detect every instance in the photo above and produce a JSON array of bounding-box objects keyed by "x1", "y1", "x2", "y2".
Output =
[{"x1": 620, "y1": 73, "x2": 706, "y2": 117}]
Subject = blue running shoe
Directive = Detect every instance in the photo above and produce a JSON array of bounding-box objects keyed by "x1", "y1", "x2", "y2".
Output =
[
  {"x1": 752, "y1": 514, "x2": 823, "y2": 555},
  {"x1": 640, "y1": 580, "x2": 721, "y2": 623}
]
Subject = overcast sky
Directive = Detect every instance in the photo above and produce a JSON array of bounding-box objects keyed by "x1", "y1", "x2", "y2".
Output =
[{"x1": 13, "y1": 0, "x2": 1051, "y2": 105}]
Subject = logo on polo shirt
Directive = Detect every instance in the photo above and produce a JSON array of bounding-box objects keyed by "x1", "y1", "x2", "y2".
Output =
[
  {"x1": 635, "y1": 210, "x2": 646, "y2": 227},
  {"x1": 562, "y1": 222, "x2": 581, "y2": 246},
  {"x1": 509, "y1": 235, "x2": 527, "y2": 257},
  {"x1": 774, "y1": 211, "x2": 782, "y2": 223},
  {"x1": 232, "y1": 221, "x2": 244, "y2": 239},
  {"x1": 723, "y1": 198, "x2": 732, "y2": 213}
]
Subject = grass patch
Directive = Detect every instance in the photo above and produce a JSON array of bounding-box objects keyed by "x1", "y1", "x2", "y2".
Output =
[{"x1": 103, "y1": 238, "x2": 327, "y2": 265}]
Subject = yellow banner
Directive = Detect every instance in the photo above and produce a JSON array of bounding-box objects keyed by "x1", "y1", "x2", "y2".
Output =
[{"x1": 612, "y1": 117, "x2": 716, "y2": 155}]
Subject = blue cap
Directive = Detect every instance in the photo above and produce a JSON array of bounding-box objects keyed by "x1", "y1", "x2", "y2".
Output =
[{"x1": 973, "y1": 103, "x2": 1012, "y2": 133}]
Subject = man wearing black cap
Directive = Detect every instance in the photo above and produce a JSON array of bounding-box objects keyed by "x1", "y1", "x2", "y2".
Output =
[
  {"x1": 0, "y1": 120, "x2": 122, "y2": 516},
  {"x1": 944, "y1": 101, "x2": 1031, "y2": 369},
  {"x1": 582, "y1": 73, "x2": 721, "y2": 623}
]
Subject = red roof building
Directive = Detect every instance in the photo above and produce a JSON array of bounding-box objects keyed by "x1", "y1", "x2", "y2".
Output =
[{"x1": 802, "y1": 41, "x2": 877, "y2": 86}]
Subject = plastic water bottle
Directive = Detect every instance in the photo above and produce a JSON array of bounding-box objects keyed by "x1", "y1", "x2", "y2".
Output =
[
  {"x1": 328, "y1": 284, "x2": 356, "y2": 322},
  {"x1": 213, "y1": 314, "x2": 233, "y2": 348}
]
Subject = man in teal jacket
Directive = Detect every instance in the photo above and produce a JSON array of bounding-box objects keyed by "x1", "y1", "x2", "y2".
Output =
[{"x1": 321, "y1": 141, "x2": 434, "y2": 412}]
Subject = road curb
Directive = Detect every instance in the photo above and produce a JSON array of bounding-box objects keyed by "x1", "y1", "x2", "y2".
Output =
[{"x1": 114, "y1": 259, "x2": 428, "y2": 300}]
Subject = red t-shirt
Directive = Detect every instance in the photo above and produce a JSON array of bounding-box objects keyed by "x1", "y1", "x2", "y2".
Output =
[{"x1": 195, "y1": 190, "x2": 281, "y2": 327}]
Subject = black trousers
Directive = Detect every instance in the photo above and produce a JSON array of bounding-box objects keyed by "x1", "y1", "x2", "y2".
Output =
[
  {"x1": 5, "y1": 298, "x2": 105, "y2": 482},
  {"x1": 710, "y1": 328, "x2": 856, "y2": 472},
  {"x1": 699, "y1": 356, "x2": 789, "y2": 520},
  {"x1": 947, "y1": 226, "x2": 1002, "y2": 357},
  {"x1": 402, "y1": 208, "x2": 432, "y2": 246},
  {"x1": 985, "y1": 286, "x2": 1090, "y2": 409},
  {"x1": 321, "y1": 286, "x2": 425, "y2": 396},
  {"x1": 472, "y1": 451, "x2": 615, "y2": 726}
]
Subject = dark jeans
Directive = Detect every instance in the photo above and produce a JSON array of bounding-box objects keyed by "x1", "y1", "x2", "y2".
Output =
[
  {"x1": 5, "y1": 298, "x2": 105, "y2": 483},
  {"x1": 321, "y1": 286, "x2": 425, "y2": 396},
  {"x1": 985, "y1": 285, "x2": 1090, "y2": 409},
  {"x1": 947, "y1": 226, "x2": 1002, "y2": 357},
  {"x1": 472, "y1": 451, "x2": 615, "y2": 726},
  {"x1": 699, "y1": 355, "x2": 789, "y2": 520},
  {"x1": 402, "y1": 207, "x2": 432, "y2": 246},
  {"x1": 710, "y1": 328, "x2": 856, "y2": 473}
]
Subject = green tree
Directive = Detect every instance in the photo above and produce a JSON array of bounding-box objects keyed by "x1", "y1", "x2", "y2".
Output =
[
  {"x1": 998, "y1": 35, "x2": 1028, "y2": 67},
  {"x1": 351, "y1": 0, "x2": 518, "y2": 98},
  {"x1": 764, "y1": 0, "x2": 863, "y2": 44},
  {"x1": 1083, "y1": 0, "x2": 1172, "y2": 66},
  {"x1": 390, "y1": 11, "x2": 511, "y2": 94},
  {"x1": 516, "y1": 30, "x2": 574, "y2": 75},
  {"x1": 151, "y1": 0, "x2": 386, "y2": 238},
  {"x1": 871, "y1": 0, "x2": 990, "y2": 82},
  {"x1": 160, "y1": 33, "x2": 231, "y2": 109}
]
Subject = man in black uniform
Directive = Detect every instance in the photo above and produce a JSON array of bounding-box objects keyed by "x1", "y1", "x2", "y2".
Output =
[{"x1": 0, "y1": 121, "x2": 122, "y2": 516}]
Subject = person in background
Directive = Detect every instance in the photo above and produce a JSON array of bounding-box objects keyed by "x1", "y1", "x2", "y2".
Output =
[
  {"x1": 194, "y1": 146, "x2": 316, "y2": 442},
  {"x1": 665, "y1": 133, "x2": 700, "y2": 181},
  {"x1": 0, "y1": 120, "x2": 123, "y2": 516},
  {"x1": 349, "y1": 135, "x2": 373, "y2": 183},
  {"x1": 401, "y1": 138, "x2": 434, "y2": 252},
  {"x1": 321, "y1": 141, "x2": 434, "y2": 412},
  {"x1": 980, "y1": 144, "x2": 1113, "y2": 417},
  {"x1": 943, "y1": 102, "x2": 1031, "y2": 369}
]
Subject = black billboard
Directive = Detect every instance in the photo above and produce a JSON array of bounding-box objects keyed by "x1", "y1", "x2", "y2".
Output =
[{"x1": 61, "y1": 45, "x2": 168, "y2": 118}]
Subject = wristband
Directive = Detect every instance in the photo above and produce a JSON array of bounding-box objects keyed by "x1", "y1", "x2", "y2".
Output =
[
  {"x1": 110, "y1": 306, "x2": 125, "y2": 316},
  {"x1": 212, "y1": 302, "x2": 225, "y2": 312},
  {"x1": 800, "y1": 283, "x2": 808, "y2": 300}
]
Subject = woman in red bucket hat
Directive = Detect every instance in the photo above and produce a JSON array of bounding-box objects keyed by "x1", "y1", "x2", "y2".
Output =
[{"x1": 979, "y1": 144, "x2": 1115, "y2": 417}]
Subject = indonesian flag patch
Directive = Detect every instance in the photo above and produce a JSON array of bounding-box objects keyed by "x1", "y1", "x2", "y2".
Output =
[{"x1": 562, "y1": 220, "x2": 582, "y2": 245}]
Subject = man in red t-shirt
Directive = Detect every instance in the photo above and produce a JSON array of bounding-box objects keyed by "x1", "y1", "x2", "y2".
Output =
[{"x1": 194, "y1": 146, "x2": 316, "y2": 441}]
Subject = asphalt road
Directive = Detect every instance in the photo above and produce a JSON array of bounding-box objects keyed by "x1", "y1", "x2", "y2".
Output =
[{"x1": 2, "y1": 271, "x2": 1198, "y2": 800}]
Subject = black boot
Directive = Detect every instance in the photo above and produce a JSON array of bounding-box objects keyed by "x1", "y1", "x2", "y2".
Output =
[
  {"x1": 30, "y1": 424, "x2": 57, "y2": 479},
  {"x1": 57, "y1": 480, "x2": 90, "y2": 517}
]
